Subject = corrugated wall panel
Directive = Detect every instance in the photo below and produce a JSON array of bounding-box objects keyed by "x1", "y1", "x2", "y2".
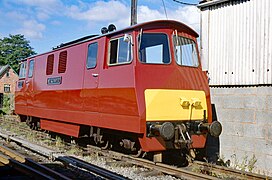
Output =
[
  {"x1": 200, "y1": 0, "x2": 272, "y2": 85},
  {"x1": 200, "y1": 8, "x2": 210, "y2": 71},
  {"x1": 269, "y1": 0, "x2": 272, "y2": 83}
]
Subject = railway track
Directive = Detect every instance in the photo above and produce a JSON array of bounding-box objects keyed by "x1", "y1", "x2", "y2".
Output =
[
  {"x1": 0, "y1": 127, "x2": 130, "y2": 180},
  {"x1": 0, "y1": 144, "x2": 71, "y2": 179},
  {"x1": 0, "y1": 128, "x2": 213, "y2": 180},
  {"x1": 192, "y1": 161, "x2": 270, "y2": 180},
  {"x1": 0, "y1": 116, "x2": 271, "y2": 180},
  {"x1": 0, "y1": 121, "x2": 216, "y2": 179},
  {"x1": 85, "y1": 145, "x2": 216, "y2": 180},
  {"x1": 85, "y1": 145, "x2": 272, "y2": 180}
]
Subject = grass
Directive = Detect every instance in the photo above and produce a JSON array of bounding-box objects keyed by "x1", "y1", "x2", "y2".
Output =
[
  {"x1": 66, "y1": 144, "x2": 82, "y2": 155},
  {"x1": 191, "y1": 153, "x2": 258, "y2": 179},
  {"x1": 55, "y1": 136, "x2": 65, "y2": 149},
  {"x1": 230, "y1": 153, "x2": 257, "y2": 173}
]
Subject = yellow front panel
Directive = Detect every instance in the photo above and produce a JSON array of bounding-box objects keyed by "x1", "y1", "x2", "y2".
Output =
[{"x1": 145, "y1": 89, "x2": 208, "y2": 121}]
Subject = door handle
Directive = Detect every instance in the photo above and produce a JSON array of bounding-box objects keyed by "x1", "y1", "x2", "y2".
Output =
[
  {"x1": 26, "y1": 81, "x2": 30, "y2": 84},
  {"x1": 92, "y1": 73, "x2": 99, "y2": 77}
]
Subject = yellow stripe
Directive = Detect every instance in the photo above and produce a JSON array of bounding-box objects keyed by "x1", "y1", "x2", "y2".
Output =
[{"x1": 145, "y1": 89, "x2": 208, "y2": 121}]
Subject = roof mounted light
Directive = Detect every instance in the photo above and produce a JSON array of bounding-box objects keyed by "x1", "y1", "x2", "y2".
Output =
[
  {"x1": 101, "y1": 27, "x2": 108, "y2": 34},
  {"x1": 101, "y1": 24, "x2": 116, "y2": 35},
  {"x1": 108, "y1": 24, "x2": 116, "y2": 32}
]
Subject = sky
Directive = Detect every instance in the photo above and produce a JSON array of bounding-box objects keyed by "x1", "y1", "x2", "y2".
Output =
[{"x1": 0, "y1": 0, "x2": 201, "y2": 54}]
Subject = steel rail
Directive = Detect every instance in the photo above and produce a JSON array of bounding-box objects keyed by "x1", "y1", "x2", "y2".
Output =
[
  {"x1": 58, "y1": 156, "x2": 129, "y2": 180},
  {"x1": 124, "y1": 157, "x2": 216, "y2": 180},
  {"x1": 24, "y1": 158, "x2": 72, "y2": 180},
  {"x1": 87, "y1": 145, "x2": 271, "y2": 180},
  {"x1": 0, "y1": 151, "x2": 54, "y2": 179},
  {"x1": 8, "y1": 158, "x2": 57, "y2": 179},
  {"x1": 86, "y1": 146, "x2": 216, "y2": 180},
  {"x1": 194, "y1": 161, "x2": 270, "y2": 180},
  {"x1": 0, "y1": 144, "x2": 71, "y2": 180},
  {"x1": 0, "y1": 129, "x2": 127, "y2": 180}
]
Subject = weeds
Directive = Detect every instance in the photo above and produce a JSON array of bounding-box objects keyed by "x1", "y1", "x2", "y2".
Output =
[
  {"x1": 55, "y1": 136, "x2": 65, "y2": 148},
  {"x1": 227, "y1": 153, "x2": 257, "y2": 173},
  {"x1": 2, "y1": 94, "x2": 12, "y2": 115},
  {"x1": 247, "y1": 154, "x2": 257, "y2": 172},
  {"x1": 217, "y1": 155, "x2": 230, "y2": 167},
  {"x1": 67, "y1": 144, "x2": 82, "y2": 155},
  {"x1": 26, "y1": 132, "x2": 36, "y2": 141}
]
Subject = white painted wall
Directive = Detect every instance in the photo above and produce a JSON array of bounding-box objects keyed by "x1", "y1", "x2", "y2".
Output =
[{"x1": 199, "y1": 0, "x2": 272, "y2": 85}]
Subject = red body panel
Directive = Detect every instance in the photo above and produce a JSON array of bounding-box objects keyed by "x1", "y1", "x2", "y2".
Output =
[{"x1": 15, "y1": 20, "x2": 211, "y2": 152}]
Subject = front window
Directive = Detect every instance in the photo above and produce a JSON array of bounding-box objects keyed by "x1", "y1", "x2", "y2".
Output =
[
  {"x1": 109, "y1": 36, "x2": 132, "y2": 65},
  {"x1": 174, "y1": 36, "x2": 199, "y2": 67},
  {"x1": 19, "y1": 61, "x2": 27, "y2": 78},
  {"x1": 139, "y1": 33, "x2": 170, "y2": 64},
  {"x1": 28, "y1": 60, "x2": 34, "y2": 78}
]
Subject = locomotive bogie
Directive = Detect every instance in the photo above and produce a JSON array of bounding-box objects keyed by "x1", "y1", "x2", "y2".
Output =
[{"x1": 15, "y1": 20, "x2": 222, "y2": 160}]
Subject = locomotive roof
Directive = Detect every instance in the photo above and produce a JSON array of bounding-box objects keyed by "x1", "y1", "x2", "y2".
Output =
[
  {"x1": 25, "y1": 20, "x2": 198, "y2": 59},
  {"x1": 107, "y1": 19, "x2": 199, "y2": 37}
]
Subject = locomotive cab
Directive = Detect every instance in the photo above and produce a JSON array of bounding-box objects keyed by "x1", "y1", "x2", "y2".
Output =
[{"x1": 133, "y1": 22, "x2": 222, "y2": 158}]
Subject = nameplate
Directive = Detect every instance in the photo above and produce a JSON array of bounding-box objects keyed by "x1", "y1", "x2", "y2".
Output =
[{"x1": 47, "y1": 77, "x2": 62, "y2": 85}]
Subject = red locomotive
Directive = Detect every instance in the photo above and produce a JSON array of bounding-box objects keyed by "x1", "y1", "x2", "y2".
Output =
[{"x1": 15, "y1": 20, "x2": 222, "y2": 162}]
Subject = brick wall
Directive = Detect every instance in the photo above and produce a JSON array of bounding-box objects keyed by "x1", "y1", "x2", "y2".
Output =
[
  {"x1": 211, "y1": 86, "x2": 272, "y2": 175},
  {"x1": 0, "y1": 68, "x2": 19, "y2": 94}
]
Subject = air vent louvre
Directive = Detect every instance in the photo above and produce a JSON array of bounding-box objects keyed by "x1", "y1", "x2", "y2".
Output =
[
  {"x1": 46, "y1": 54, "x2": 54, "y2": 75},
  {"x1": 58, "y1": 51, "x2": 67, "y2": 73}
]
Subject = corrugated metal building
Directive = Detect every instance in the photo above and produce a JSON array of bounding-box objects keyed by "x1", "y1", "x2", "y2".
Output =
[
  {"x1": 199, "y1": 0, "x2": 272, "y2": 86},
  {"x1": 198, "y1": 0, "x2": 272, "y2": 175}
]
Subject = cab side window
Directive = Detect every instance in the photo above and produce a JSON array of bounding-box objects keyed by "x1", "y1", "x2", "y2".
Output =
[
  {"x1": 19, "y1": 61, "x2": 27, "y2": 78},
  {"x1": 87, "y1": 42, "x2": 98, "y2": 69},
  {"x1": 28, "y1": 60, "x2": 34, "y2": 78},
  {"x1": 109, "y1": 36, "x2": 132, "y2": 65}
]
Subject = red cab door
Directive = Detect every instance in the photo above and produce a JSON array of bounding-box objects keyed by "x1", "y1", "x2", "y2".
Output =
[
  {"x1": 83, "y1": 40, "x2": 102, "y2": 114},
  {"x1": 15, "y1": 60, "x2": 28, "y2": 115},
  {"x1": 25, "y1": 59, "x2": 34, "y2": 109}
]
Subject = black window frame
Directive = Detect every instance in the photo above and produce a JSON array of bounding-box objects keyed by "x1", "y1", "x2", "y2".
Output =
[
  {"x1": 4, "y1": 84, "x2": 10, "y2": 93},
  {"x1": 138, "y1": 33, "x2": 171, "y2": 65},
  {"x1": 108, "y1": 35, "x2": 133, "y2": 66}
]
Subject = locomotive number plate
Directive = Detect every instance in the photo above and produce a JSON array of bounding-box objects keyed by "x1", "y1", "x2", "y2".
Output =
[{"x1": 47, "y1": 76, "x2": 62, "y2": 85}]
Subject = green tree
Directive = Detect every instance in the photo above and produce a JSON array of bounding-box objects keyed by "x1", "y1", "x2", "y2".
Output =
[{"x1": 0, "y1": 34, "x2": 36, "y2": 72}]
